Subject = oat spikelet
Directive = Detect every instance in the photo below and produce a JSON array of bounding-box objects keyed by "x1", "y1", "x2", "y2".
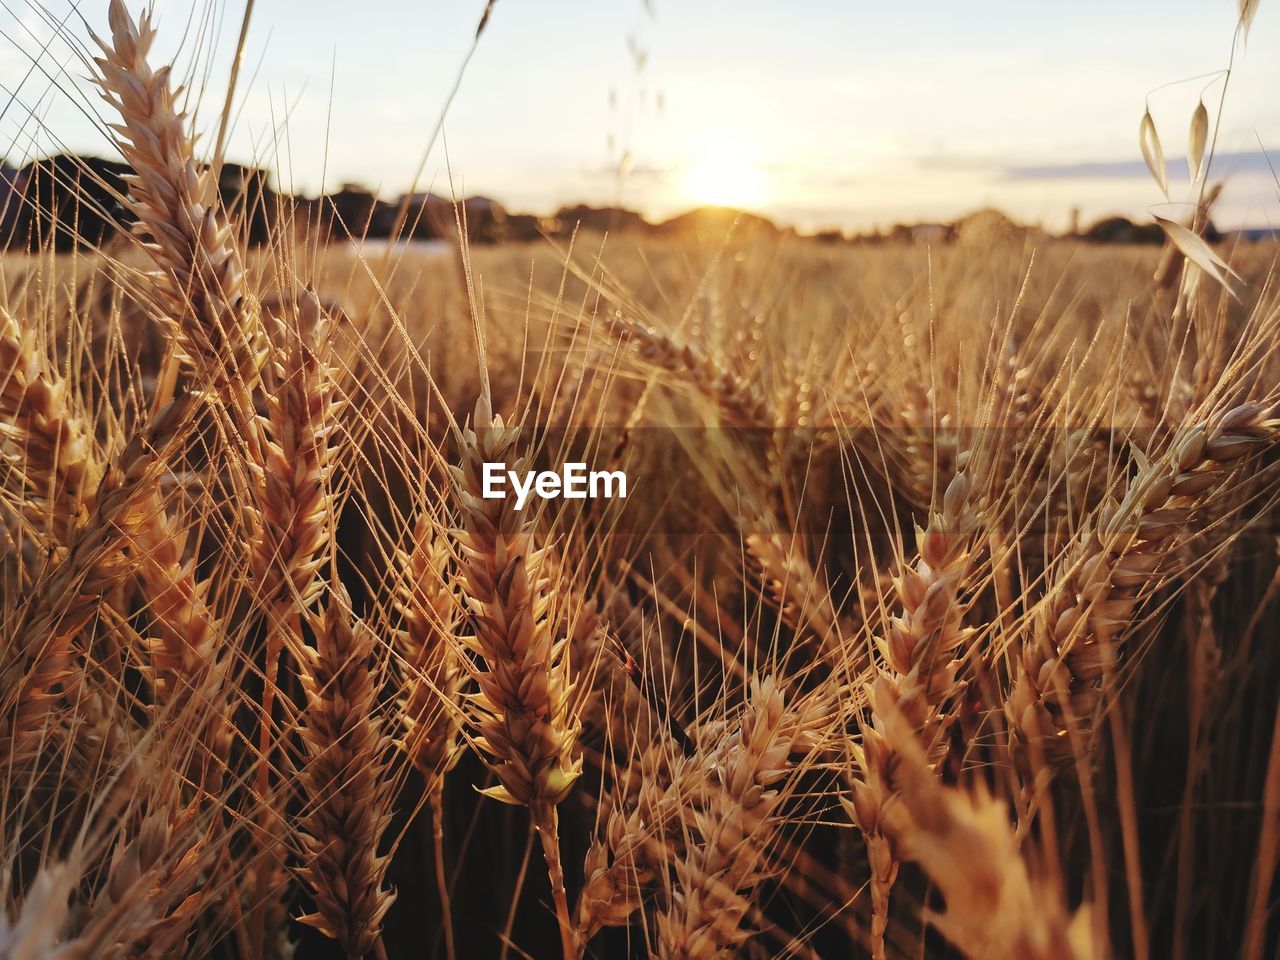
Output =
[
  {"x1": 1239, "y1": 0, "x2": 1262, "y2": 38},
  {"x1": 1188, "y1": 101, "x2": 1209, "y2": 182},
  {"x1": 1155, "y1": 217, "x2": 1241, "y2": 296},
  {"x1": 1139, "y1": 108, "x2": 1168, "y2": 199},
  {"x1": 295, "y1": 584, "x2": 396, "y2": 959}
]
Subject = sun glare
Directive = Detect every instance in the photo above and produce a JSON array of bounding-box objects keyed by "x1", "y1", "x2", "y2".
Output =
[{"x1": 681, "y1": 143, "x2": 769, "y2": 209}]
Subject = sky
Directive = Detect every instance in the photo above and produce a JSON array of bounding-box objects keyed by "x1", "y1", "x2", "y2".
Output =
[{"x1": 3, "y1": 0, "x2": 1279, "y2": 233}]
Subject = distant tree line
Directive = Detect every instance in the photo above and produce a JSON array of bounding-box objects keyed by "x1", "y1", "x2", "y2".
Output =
[
  {"x1": 0, "y1": 155, "x2": 275, "y2": 253},
  {"x1": 0, "y1": 154, "x2": 1256, "y2": 253}
]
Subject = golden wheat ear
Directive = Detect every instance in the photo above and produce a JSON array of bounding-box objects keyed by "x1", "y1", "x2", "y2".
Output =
[
  {"x1": 239, "y1": 287, "x2": 344, "y2": 953},
  {"x1": 90, "y1": 0, "x2": 266, "y2": 439},
  {"x1": 655, "y1": 678, "x2": 831, "y2": 958},
  {"x1": 1, "y1": 394, "x2": 196, "y2": 769},
  {"x1": 392, "y1": 512, "x2": 465, "y2": 959},
  {"x1": 845, "y1": 468, "x2": 982, "y2": 960},
  {"x1": 869, "y1": 691, "x2": 1096, "y2": 960},
  {"x1": 294, "y1": 583, "x2": 397, "y2": 959},
  {"x1": 1010, "y1": 402, "x2": 1278, "y2": 764},
  {"x1": 0, "y1": 306, "x2": 105, "y2": 545},
  {"x1": 449, "y1": 392, "x2": 582, "y2": 958}
]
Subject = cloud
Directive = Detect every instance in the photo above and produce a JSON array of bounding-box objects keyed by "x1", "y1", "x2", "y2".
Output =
[{"x1": 1004, "y1": 149, "x2": 1277, "y2": 181}]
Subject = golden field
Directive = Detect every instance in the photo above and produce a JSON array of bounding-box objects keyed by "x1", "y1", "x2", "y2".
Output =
[{"x1": 2, "y1": 3, "x2": 1280, "y2": 959}]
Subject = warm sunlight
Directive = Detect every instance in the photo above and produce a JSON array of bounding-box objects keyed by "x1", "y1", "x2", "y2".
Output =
[{"x1": 681, "y1": 142, "x2": 769, "y2": 209}]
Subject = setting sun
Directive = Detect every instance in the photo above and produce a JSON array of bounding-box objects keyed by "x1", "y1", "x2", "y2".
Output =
[{"x1": 681, "y1": 143, "x2": 769, "y2": 209}]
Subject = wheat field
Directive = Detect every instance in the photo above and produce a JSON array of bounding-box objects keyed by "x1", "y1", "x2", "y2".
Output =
[{"x1": 2, "y1": 2, "x2": 1280, "y2": 959}]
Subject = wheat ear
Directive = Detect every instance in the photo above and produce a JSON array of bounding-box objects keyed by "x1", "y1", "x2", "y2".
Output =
[
  {"x1": 0, "y1": 306, "x2": 104, "y2": 544},
  {"x1": 0, "y1": 395, "x2": 194, "y2": 767},
  {"x1": 1009, "y1": 402, "x2": 1276, "y2": 759},
  {"x1": 294, "y1": 582, "x2": 396, "y2": 960},
  {"x1": 396, "y1": 516, "x2": 464, "y2": 789},
  {"x1": 246, "y1": 287, "x2": 341, "y2": 953},
  {"x1": 656, "y1": 678, "x2": 829, "y2": 958},
  {"x1": 129, "y1": 489, "x2": 223, "y2": 705},
  {"x1": 847, "y1": 470, "x2": 978, "y2": 960},
  {"x1": 0, "y1": 858, "x2": 79, "y2": 958},
  {"x1": 576, "y1": 734, "x2": 679, "y2": 942},
  {"x1": 870, "y1": 692, "x2": 1095, "y2": 960},
  {"x1": 394, "y1": 515, "x2": 464, "y2": 959},
  {"x1": 615, "y1": 315, "x2": 774, "y2": 428},
  {"x1": 450, "y1": 393, "x2": 581, "y2": 959},
  {"x1": 252, "y1": 289, "x2": 338, "y2": 614},
  {"x1": 91, "y1": 0, "x2": 265, "y2": 437},
  {"x1": 745, "y1": 530, "x2": 849, "y2": 657},
  {"x1": 88, "y1": 0, "x2": 261, "y2": 749},
  {"x1": 72, "y1": 773, "x2": 214, "y2": 959}
]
